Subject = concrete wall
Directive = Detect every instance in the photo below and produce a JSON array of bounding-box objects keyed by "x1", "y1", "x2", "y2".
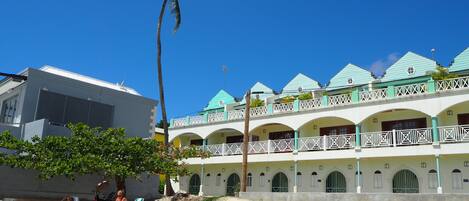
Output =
[{"x1": 240, "y1": 192, "x2": 469, "y2": 201}]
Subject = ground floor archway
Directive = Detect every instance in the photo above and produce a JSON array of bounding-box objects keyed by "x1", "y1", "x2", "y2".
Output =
[
  {"x1": 392, "y1": 169, "x2": 419, "y2": 193},
  {"x1": 189, "y1": 174, "x2": 201, "y2": 195},
  {"x1": 272, "y1": 172, "x2": 289, "y2": 192},
  {"x1": 326, "y1": 171, "x2": 346, "y2": 193},
  {"x1": 226, "y1": 173, "x2": 240, "y2": 196}
]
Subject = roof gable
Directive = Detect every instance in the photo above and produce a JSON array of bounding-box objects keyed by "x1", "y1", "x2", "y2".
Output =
[
  {"x1": 204, "y1": 90, "x2": 236, "y2": 110},
  {"x1": 240, "y1": 82, "x2": 274, "y2": 104},
  {"x1": 449, "y1": 47, "x2": 469, "y2": 72},
  {"x1": 327, "y1": 63, "x2": 374, "y2": 90},
  {"x1": 381, "y1": 52, "x2": 436, "y2": 82},
  {"x1": 282, "y1": 73, "x2": 320, "y2": 96}
]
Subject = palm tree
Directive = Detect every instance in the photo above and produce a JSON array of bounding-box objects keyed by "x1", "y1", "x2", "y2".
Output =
[{"x1": 156, "y1": 0, "x2": 181, "y2": 196}]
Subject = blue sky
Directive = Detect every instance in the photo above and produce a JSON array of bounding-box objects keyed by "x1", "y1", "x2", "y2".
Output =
[{"x1": 1, "y1": 0, "x2": 469, "y2": 120}]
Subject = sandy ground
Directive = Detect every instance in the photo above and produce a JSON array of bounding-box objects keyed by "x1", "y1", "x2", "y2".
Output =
[{"x1": 156, "y1": 194, "x2": 250, "y2": 201}]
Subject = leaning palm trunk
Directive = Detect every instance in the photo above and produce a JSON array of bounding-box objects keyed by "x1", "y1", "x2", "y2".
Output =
[{"x1": 156, "y1": 0, "x2": 180, "y2": 196}]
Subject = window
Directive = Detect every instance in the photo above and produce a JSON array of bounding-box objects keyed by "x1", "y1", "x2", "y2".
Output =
[
  {"x1": 311, "y1": 172, "x2": 318, "y2": 188},
  {"x1": 296, "y1": 172, "x2": 302, "y2": 187},
  {"x1": 452, "y1": 169, "x2": 463, "y2": 189},
  {"x1": 216, "y1": 173, "x2": 221, "y2": 186},
  {"x1": 347, "y1": 78, "x2": 354, "y2": 85},
  {"x1": 247, "y1": 173, "x2": 252, "y2": 187},
  {"x1": 428, "y1": 170, "x2": 437, "y2": 189},
  {"x1": 219, "y1": 100, "x2": 224, "y2": 106},
  {"x1": 1, "y1": 95, "x2": 19, "y2": 124},
  {"x1": 407, "y1": 67, "x2": 415, "y2": 75},
  {"x1": 205, "y1": 173, "x2": 210, "y2": 186},
  {"x1": 259, "y1": 172, "x2": 265, "y2": 187},
  {"x1": 374, "y1": 170, "x2": 383, "y2": 189}
]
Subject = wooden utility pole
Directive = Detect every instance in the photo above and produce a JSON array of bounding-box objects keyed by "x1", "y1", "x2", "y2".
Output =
[{"x1": 240, "y1": 90, "x2": 251, "y2": 192}]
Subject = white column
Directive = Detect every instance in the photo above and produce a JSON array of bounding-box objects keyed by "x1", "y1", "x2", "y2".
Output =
[
  {"x1": 293, "y1": 161, "x2": 298, "y2": 193},
  {"x1": 356, "y1": 159, "x2": 361, "y2": 193},
  {"x1": 436, "y1": 155, "x2": 443, "y2": 194},
  {"x1": 199, "y1": 164, "x2": 204, "y2": 196}
]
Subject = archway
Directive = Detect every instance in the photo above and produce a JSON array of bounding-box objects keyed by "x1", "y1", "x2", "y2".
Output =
[
  {"x1": 250, "y1": 123, "x2": 295, "y2": 153},
  {"x1": 392, "y1": 169, "x2": 419, "y2": 193},
  {"x1": 226, "y1": 173, "x2": 240, "y2": 196},
  {"x1": 326, "y1": 171, "x2": 346, "y2": 193},
  {"x1": 272, "y1": 172, "x2": 289, "y2": 192},
  {"x1": 188, "y1": 174, "x2": 201, "y2": 195},
  {"x1": 298, "y1": 117, "x2": 356, "y2": 151}
]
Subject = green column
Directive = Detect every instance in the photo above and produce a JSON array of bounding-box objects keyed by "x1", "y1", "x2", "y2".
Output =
[
  {"x1": 224, "y1": 111, "x2": 228, "y2": 121},
  {"x1": 321, "y1": 95, "x2": 329, "y2": 107},
  {"x1": 355, "y1": 124, "x2": 361, "y2": 149},
  {"x1": 267, "y1": 103, "x2": 273, "y2": 114},
  {"x1": 293, "y1": 98, "x2": 300, "y2": 112},
  {"x1": 432, "y1": 117, "x2": 440, "y2": 145},
  {"x1": 386, "y1": 86, "x2": 395, "y2": 98},
  {"x1": 202, "y1": 139, "x2": 207, "y2": 151},
  {"x1": 203, "y1": 113, "x2": 209, "y2": 123},
  {"x1": 294, "y1": 130, "x2": 299, "y2": 151},
  {"x1": 186, "y1": 116, "x2": 190, "y2": 126},
  {"x1": 170, "y1": 119, "x2": 174, "y2": 128},
  {"x1": 351, "y1": 88, "x2": 359, "y2": 103},
  {"x1": 428, "y1": 78, "x2": 436, "y2": 93},
  {"x1": 436, "y1": 155, "x2": 442, "y2": 194}
]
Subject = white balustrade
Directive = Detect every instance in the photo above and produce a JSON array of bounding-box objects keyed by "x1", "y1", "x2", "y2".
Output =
[
  {"x1": 189, "y1": 115, "x2": 205, "y2": 125},
  {"x1": 249, "y1": 140, "x2": 269, "y2": 154},
  {"x1": 437, "y1": 76, "x2": 469, "y2": 91},
  {"x1": 361, "y1": 131, "x2": 393, "y2": 148},
  {"x1": 172, "y1": 117, "x2": 187, "y2": 127},
  {"x1": 208, "y1": 112, "x2": 225, "y2": 123},
  {"x1": 299, "y1": 98, "x2": 322, "y2": 110},
  {"x1": 328, "y1": 94, "x2": 352, "y2": 106},
  {"x1": 227, "y1": 110, "x2": 244, "y2": 120},
  {"x1": 270, "y1": 138, "x2": 294, "y2": 152},
  {"x1": 439, "y1": 125, "x2": 469, "y2": 143},
  {"x1": 395, "y1": 83, "x2": 427, "y2": 97},
  {"x1": 359, "y1": 88, "x2": 387, "y2": 102},
  {"x1": 298, "y1": 136, "x2": 323, "y2": 151},
  {"x1": 325, "y1": 134, "x2": 355, "y2": 150},
  {"x1": 273, "y1": 102, "x2": 294, "y2": 114},
  {"x1": 206, "y1": 144, "x2": 223, "y2": 156},
  {"x1": 224, "y1": 142, "x2": 243, "y2": 155},
  {"x1": 395, "y1": 128, "x2": 433, "y2": 145},
  {"x1": 250, "y1": 106, "x2": 268, "y2": 117}
]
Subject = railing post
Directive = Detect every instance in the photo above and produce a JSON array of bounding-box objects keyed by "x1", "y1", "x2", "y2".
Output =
[
  {"x1": 355, "y1": 124, "x2": 361, "y2": 149},
  {"x1": 267, "y1": 103, "x2": 273, "y2": 115},
  {"x1": 223, "y1": 111, "x2": 228, "y2": 121},
  {"x1": 293, "y1": 98, "x2": 300, "y2": 112},
  {"x1": 435, "y1": 155, "x2": 443, "y2": 194},
  {"x1": 267, "y1": 140, "x2": 271, "y2": 154},
  {"x1": 352, "y1": 88, "x2": 360, "y2": 103},
  {"x1": 222, "y1": 143, "x2": 226, "y2": 156},
  {"x1": 186, "y1": 116, "x2": 190, "y2": 126},
  {"x1": 170, "y1": 119, "x2": 174, "y2": 128},
  {"x1": 392, "y1": 129, "x2": 397, "y2": 147},
  {"x1": 203, "y1": 113, "x2": 209, "y2": 123},
  {"x1": 387, "y1": 85, "x2": 395, "y2": 98},
  {"x1": 202, "y1": 139, "x2": 207, "y2": 152},
  {"x1": 432, "y1": 117, "x2": 440, "y2": 146},
  {"x1": 321, "y1": 95, "x2": 329, "y2": 107},
  {"x1": 428, "y1": 78, "x2": 436, "y2": 94},
  {"x1": 294, "y1": 130, "x2": 299, "y2": 153},
  {"x1": 323, "y1": 135, "x2": 327, "y2": 151}
]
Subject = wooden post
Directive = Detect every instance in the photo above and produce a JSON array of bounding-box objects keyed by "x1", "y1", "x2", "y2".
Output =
[{"x1": 241, "y1": 90, "x2": 251, "y2": 192}]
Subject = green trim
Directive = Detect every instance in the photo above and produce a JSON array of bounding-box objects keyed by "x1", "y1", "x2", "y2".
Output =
[
  {"x1": 386, "y1": 86, "x2": 395, "y2": 98},
  {"x1": 293, "y1": 99, "x2": 300, "y2": 112},
  {"x1": 203, "y1": 113, "x2": 209, "y2": 123},
  {"x1": 435, "y1": 156, "x2": 442, "y2": 190},
  {"x1": 432, "y1": 117, "x2": 439, "y2": 144},
  {"x1": 186, "y1": 116, "x2": 190, "y2": 126},
  {"x1": 267, "y1": 103, "x2": 273, "y2": 114},
  {"x1": 427, "y1": 79, "x2": 436, "y2": 93},
  {"x1": 294, "y1": 130, "x2": 299, "y2": 151},
  {"x1": 355, "y1": 124, "x2": 361, "y2": 148},
  {"x1": 375, "y1": 76, "x2": 431, "y2": 88},
  {"x1": 322, "y1": 95, "x2": 329, "y2": 107},
  {"x1": 351, "y1": 88, "x2": 359, "y2": 103},
  {"x1": 224, "y1": 111, "x2": 228, "y2": 121}
]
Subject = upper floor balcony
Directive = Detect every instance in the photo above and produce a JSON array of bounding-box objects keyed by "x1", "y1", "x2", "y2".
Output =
[{"x1": 170, "y1": 76, "x2": 469, "y2": 129}]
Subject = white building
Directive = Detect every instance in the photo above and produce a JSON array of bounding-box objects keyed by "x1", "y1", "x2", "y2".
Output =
[{"x1": 169, "y1": 47, "x2": 469, "y2": 196}]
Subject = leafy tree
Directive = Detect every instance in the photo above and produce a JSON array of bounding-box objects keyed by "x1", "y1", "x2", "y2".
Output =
[
  {"x1": 431, "y1": 65, "x2": 458, "y2": 80},
  {"x1": 250, "y1": 98, "x2": 265, "y2": 108},
  {"x1": 156, "y1": 0, "x2": 181, "y2": 195},
  {"x1": 0, "y1": 123, "x2": 207, "y2": 192},
  {"x1": 297, "y1": 93, "x2": 313, "y2": 100},
  {"x1": 280, "y1": 96, "x2": 295, "y2": 103}
]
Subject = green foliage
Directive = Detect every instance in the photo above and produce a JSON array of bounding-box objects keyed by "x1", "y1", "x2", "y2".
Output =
[
  {"x1": 298, "y1": 93, "x2": 313, "y2": 100},
  {"x1": 250, "y1": 98, "x2": 265, "y2": 108},
  {"x1": 0, "y1": 123, "x2": 208, "y2": 189},
  {"x1": 280, "y1": 96, "x2": 295, "y2": 103},
  {"x1": 431, "y1": 66, "x2": 458, "y2": 80}
]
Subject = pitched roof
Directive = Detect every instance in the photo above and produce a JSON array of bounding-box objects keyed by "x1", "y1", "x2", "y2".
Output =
[
  {"x1": 240, "y1": 82, "x2": 274, "y2": 104},
  {"x1": 281, "y1": 73, "x2": 320, "y2": 96},
  {"x1": 449, "y1": 47, "x2": 469, "y2": 72},
  {"x1": 327, "y1": 63, "x2": 375, "y2": 90},
  {"x1": 204, "y1": 89, "x2": 236, "y2": 110},
  {"x1": 381, "y1": 52, "x2": 436, "y2": 82}
]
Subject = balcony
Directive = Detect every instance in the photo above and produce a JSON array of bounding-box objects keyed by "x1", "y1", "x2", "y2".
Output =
[
  {"x1": 187, "y1": 125, "x2": 468, "y2": 157},
  {"x1": 171, "y1": 76, "x2": 469, "y2": 128}
]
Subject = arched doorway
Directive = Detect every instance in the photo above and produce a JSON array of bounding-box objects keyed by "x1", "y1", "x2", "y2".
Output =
[
  {"x1": 272, "y1": 172, "x2": 289, "y2": 192},
  {"x1": 188, "y1": 174, "x2": 201, "y2": 195},
  {"x1": 392, "y1": 169, "x2": 419, "y2": 193},
  {"x1": 326, "y1": 171, "x2": 346, "y2": 192},
  {"x1": 226, "y1": 173, "x2": 240, "y2": 196}
]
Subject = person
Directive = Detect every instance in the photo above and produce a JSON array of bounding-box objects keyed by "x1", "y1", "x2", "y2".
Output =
[
  {"x1": 115, "y1": 190, "x2": 127, "y2": 201},
  {"x1": 61, "y1": 195, "x2": 73, "y2": 201}
]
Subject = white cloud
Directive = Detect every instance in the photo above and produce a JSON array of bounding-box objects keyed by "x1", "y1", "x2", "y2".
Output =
[{"x1": 369, "y1": 52, "x2": 400, "y2": 77}]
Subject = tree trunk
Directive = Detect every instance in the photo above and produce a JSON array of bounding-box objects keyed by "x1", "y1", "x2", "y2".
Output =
[
  {"x1": 115, "y1": 176, "x2": 126, "y2": 192},
  {"x1": 241, "y1": 90, "x2": 251, "y2": 192},
  {"x1": 156, "y1": 0, "x2": 175, "y2": 196}
]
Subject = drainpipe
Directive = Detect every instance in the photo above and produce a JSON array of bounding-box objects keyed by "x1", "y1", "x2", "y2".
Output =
[
  {"x1": 356, "y1": 158, "x2": 361, "y2": 193},
  {"x1": 436, "y1": 155, "x2": 443, "y2": 194}
]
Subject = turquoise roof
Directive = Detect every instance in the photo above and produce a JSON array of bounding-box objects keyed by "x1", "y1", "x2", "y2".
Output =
[
  {"x1": 381, "y1": 52, "x2": 436, "y2": 82},
  {"x1": 327, "y1": 63, "x2": 375, "y2": 90},
  {"x1": 282, "y1": 73, "x2": 320, "y2": 96},
  {"x1": 240, "y1": 82, "x2": 274, "y2": 104},
  {"x1": 204, "y1": 90, "x2": 236, "y2": 111},
  {"x1": 449, "y1": 47, "x2": 469, "y2": 72}
]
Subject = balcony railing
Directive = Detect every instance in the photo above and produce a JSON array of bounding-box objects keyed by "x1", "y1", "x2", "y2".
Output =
[
  {"x1": 191, "y1": 126, "x2": 467, "y2": 157},
  {"x1": 171, "y1": 76, "x2": 469, "y2": 128}
]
